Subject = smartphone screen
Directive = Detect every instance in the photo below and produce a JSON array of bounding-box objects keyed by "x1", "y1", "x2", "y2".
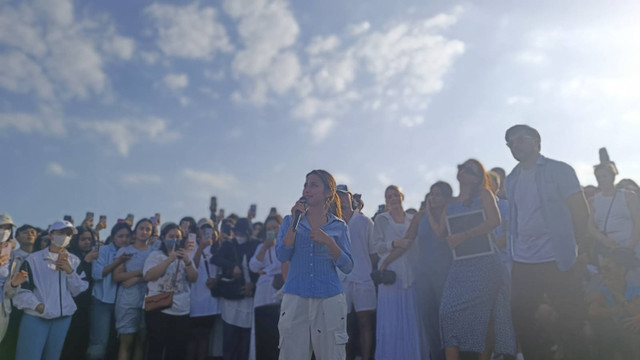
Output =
[
  {"x1": 249, "y1": 204, "x2": 257, "y2": 217},
  {"x1": 99, "y1": 215, "x2": 106, "y2": 222},
  {"x1": 188, "y1": 233, "x2": 197, "y2": 244},
  {"x1": 86, "y1": 211, "x2": 94, "y2": 220}
]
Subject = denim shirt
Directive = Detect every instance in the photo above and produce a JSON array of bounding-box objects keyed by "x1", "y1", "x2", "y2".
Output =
[
  {"x1": 276, "y1": 213, "x2": 354, "y2": 298},
  {"x1": 506, "y1": 155, "x2": 581, "y2": 271},
  {"x1": 91, "y1": 243, "x2": 119, "y2": 304}
]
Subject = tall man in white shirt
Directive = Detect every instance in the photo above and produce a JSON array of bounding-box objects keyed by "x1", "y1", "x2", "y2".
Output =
[
  {"x1": 337, "y1": 185, "x2": 376, "y2": 360},
  {"x1": 505, "y1": 125, "x2": 590, "y2": 360}
]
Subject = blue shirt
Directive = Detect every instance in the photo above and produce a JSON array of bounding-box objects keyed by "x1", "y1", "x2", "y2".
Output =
[
  {"x1": 276, "y1": 213, "x2": 354, "y2": 298},
  {"x1": 506, "y1": 155, "x2": 582, "y2": 271},
  {"x1": 91, "y1": 243, "x2": 119, "y2": 304}
]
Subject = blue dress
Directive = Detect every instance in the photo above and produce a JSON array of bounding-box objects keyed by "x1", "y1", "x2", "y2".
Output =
[
  {"x1": 413, "y1": 213, "x2": 452, "y2": 360},
  {"x1": 439, "y1": 198, "x2": 516, "y2": 355}
]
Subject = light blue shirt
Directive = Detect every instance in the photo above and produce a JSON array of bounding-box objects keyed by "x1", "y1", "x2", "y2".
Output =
[
  {"x1": 506, "y1": 155, "x2": 582, "y2": 271},
  {"x1": 276, "y1": 213, "x2": 353, "y2": 298},
  {"x1": 115, "y1": 245, "x2": 154, "y2": 308},
  {"x1": 91, "y1": 243, "x2": 119, "y2": 304}
]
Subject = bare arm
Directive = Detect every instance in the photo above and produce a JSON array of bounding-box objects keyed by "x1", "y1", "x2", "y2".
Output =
[
  {"x1": 112, "y1": 263, "x2": 142, "y2": 283},
  {"x1": 625, "y1": 191, "x2": 640, "y2": 249},
  {"x1": 567, "y1": 190, "x2": 590, "y2": 249},
  {"x1": 144, "y1": 256, "x2": 176, "y2": 282},
  {"x1": 447, "y1": 190, "x2": 501, "y2": 249},
  {"x1": 184, "y1": 259, "x2": 198, "y2": 283}
]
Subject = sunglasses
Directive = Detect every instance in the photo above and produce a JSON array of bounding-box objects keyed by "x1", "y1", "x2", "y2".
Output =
[{"x1": 457, "y1": 164, "x2": 482, "y2": 178}]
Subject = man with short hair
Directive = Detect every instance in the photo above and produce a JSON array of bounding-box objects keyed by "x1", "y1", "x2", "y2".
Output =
[
  {"x1": 14, "y1": 225, "x2": 37, "y2": 256},
  {"x1": 505, "y1": 124, "x2": 590, "y2": 360},
  {"x1": 336, "y1": 184, "x2": 376, "y2": 360}
]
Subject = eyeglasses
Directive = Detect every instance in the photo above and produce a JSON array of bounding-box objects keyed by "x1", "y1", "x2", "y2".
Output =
[
  {"x1": 506, "y1": 135, "x2": 534, "y2": 148},
  {"x1": 457, "y1": 164, "x2": 481, "y2": 178}
]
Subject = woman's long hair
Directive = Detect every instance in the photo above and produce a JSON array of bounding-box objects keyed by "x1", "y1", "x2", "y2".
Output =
[
  {"x1": 68, "y1": 226, "x2": 96, "y2": 257},
  {"x1": 108, "y1": 222, "x2": 132, "y2": 247},
  {"x1": 158, "y1": 222, "x2": 183, "y2": 256},
  {"x1": 463, "y1": 159, "x2": 491, "y2": 207},
  {"x1": 307, "y1": 169, "x2": 342, "y2": 219}
]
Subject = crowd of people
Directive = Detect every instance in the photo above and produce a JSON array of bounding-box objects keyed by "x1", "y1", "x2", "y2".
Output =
[{"x1": 1, "y1": 124, "x2": 640, "y2": 360}]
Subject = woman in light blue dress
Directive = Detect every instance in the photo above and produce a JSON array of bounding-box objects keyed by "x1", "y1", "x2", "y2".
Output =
[
  {"x1": 439, "y1": 159, "x2": 516, "y2": 360},
  {"x1": 373, "y1": 185, "x2": 424, "y2": 359}
]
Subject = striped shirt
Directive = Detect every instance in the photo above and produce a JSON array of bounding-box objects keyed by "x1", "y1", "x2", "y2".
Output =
[{"x1": 276, "y1": 213, "x2": 353, "y2": 298}]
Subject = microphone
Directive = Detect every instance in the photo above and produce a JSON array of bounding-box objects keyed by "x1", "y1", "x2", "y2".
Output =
[{"x1": 292, "y1": 197, "x2": 307, "y2": 232}]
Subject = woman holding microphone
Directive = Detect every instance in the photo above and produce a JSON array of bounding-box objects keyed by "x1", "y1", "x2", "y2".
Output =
[{"x1": 276, "y1": 169, "x2": 354, "y2": 360}]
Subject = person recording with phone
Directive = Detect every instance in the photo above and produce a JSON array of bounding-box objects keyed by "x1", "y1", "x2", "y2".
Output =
[
  {"x1": 187, "y1": 218, "x2": 222, "y2": 360},
  {"x1": 212, "y1": 218, "x2": 260, "y2": 360},
  {"x1": 143, "y1": 222, "x2": 197, "y2": 360},
  {"x1": 249, "y1": 213, "x2": 284, "y2": 360},
  {"x1": 13, "y1": 220, "x2": 89, "y2": 360},
  {"x1": 62, "y1": 226, "x2": 98, "y2": 359},
  {"x1": 275, "y1": 170, "x2": 354, "y2": 360}
]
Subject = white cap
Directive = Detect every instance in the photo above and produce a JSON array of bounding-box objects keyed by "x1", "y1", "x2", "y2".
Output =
[
  {"x1": 197, "y1": 218, "x2": 214, "y2": 228},
  {"x1": 48, "y1": 220, "x2": 78, "y2": 234}
]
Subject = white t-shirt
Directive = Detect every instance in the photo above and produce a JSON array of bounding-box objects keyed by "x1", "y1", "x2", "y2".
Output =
[
  {"x1": 344, "y1": 212, "x2": 374, "y2": 283},
  {"x1": 189, "y1": 246, "x2": 220, "y2": 317},
  {"x1": 143, "y1": 250, "x2": 191, "y2": 316},
  {"x1": 513, "y1": 168, "x2": 555, "y2": 263}
]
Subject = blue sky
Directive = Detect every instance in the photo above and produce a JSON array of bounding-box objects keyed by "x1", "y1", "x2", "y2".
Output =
[{"x1": 2, "y1": 0, "x2": 640, "y2": 234}]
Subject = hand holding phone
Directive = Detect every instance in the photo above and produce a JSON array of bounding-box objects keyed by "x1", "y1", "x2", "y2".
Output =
[{"x1": 0, "y1": 243, "x2": 11, "y2": 265}]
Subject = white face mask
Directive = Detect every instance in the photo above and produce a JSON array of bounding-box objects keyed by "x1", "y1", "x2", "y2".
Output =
[
  {"x1": 0, "y1": 229, "x2": 10, "y2": 243},
  {"x1": 51, "y1": 234, "x2": 71, "y2": 248}
]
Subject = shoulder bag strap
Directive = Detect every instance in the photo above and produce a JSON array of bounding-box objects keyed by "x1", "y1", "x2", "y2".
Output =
[
  {"x1": 170, "y1": 260, "x2": 180, "y2": 291},
  {"x1": 603, "y1": 190, "x2": 619, "y2": 235}
]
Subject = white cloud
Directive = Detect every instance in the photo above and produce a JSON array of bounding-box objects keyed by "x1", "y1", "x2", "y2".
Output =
[
  {"x1": 400, "y1": 116, "x2": 424, "y2": 127},
  {"x1": 289, "y1": 6, "x2": 466, "y2": 142},
  {"x1": 140, "y1": 51, "x2": 160, "y2": 64},
  {"x1": 102, "y1": 32, "x2": 135, "y2": 60},
  {"x1": 0, "y1": 0, "x2": 135, "y2": 104},
  {"x1": 121, "y1": 173, "x2": 163, "y2": 185},
  {"x1": 333, "y1": 173, "x2": 353, "y2": 186},
  {"x1": 291, "y1": 97, "x2": 320, "y2": 119},
  {"x1": 0, "y1": 51, "x2": 54, "y2": 99},
  {"x1": 347, "y1": 22, "x2": 370, "y2": 37},
  {"x1": 376, "y1": 172, "x2": 393, "y2": 186},
  {"x1": 313, "y1": 55, "x2": 356, "y2": 94},
  {"x1": 183, "y1": 168, "x2": 238, "y2": 190},
  {"x1": 145, "y1": 3, "x2": 232, "y2": 60},
  {"x1": 46, "y1": 162, "x2": 74, "y2": 177},
  {"x1": 310, "y1": 118, "x2": 335, "y2": 143},
  {"x1": 0, "y1": 108, "x2": 65, "y2": 135},
  {"x1": 226, "y1": 0, "x2": 301, "y2": 103},
  {"x1": 80, "y1": 117, "x2": 180, "y2": 156},
  {"x1": 306, "y1": 36, "x2": 340, "y2": 55},
  {"x1": 507, "y1": 96, "x2": 533, "y2": 105},
  {"x1": 164, "y1": 73, "x2": 189, "y2": 91},
  {"x1": 266, "y1": 51, "x2": 301, "y2": 94}
]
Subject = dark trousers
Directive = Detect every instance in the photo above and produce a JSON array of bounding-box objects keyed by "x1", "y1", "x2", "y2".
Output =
[
  {"x1": 511, "y1": 261, "x2": 587, "y2": 360},
  {"x1": 222, "y1": 320, "x2": 250, "y2": 360},
  {"x1": 254, "y1": 304, "x2": 280, "y2": 360},
  {"x1": 146, "y1": 311, "x2": 190, "y2": 360}
]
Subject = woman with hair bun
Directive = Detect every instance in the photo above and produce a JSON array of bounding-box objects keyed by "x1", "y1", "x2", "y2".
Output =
[{"x1": 276, "y1": 169, "x2": 354, "y2": 360}]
